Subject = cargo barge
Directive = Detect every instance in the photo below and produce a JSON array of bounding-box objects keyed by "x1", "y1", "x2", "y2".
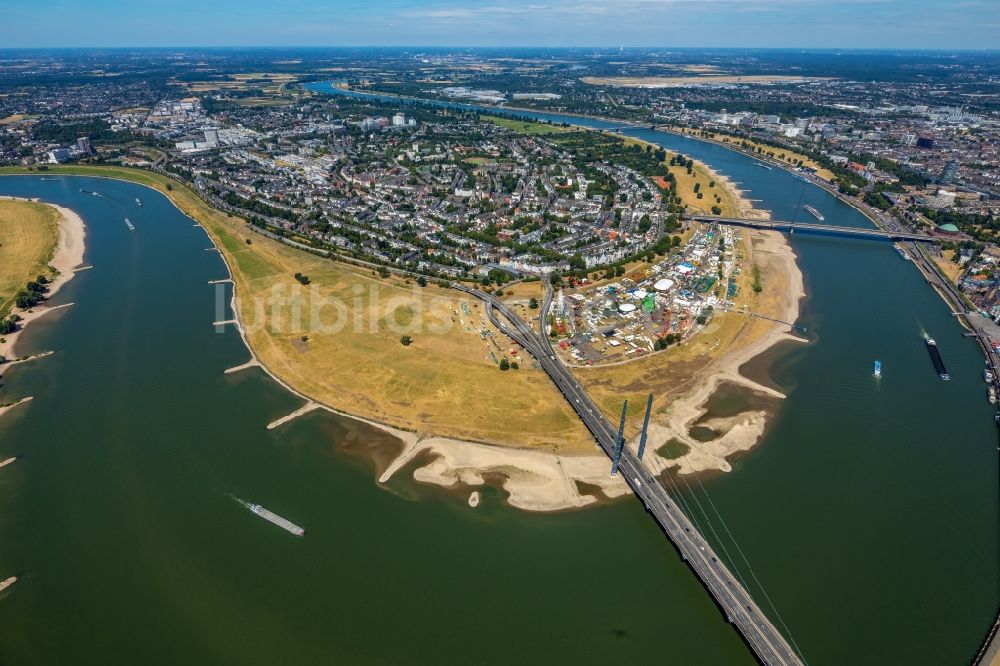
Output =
[
  {"x1": 248, "y1": 503, "x2": 305, "y2": 536},
  {"x1": 925, "y1": 335, "x2": 950, "y2": 380}
]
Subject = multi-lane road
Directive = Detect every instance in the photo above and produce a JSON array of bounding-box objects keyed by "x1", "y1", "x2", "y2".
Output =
[
  {"x1": 688, "y1": 214, "x2": 934, "y2": 242},
  {"x1": 454, "y1": 283, "x2": 804, "y2": 666}
]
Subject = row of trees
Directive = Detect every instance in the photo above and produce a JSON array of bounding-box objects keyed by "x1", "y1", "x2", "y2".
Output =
[{"x1": 654, "y1": 333, "x2": 682, "y2": 350}]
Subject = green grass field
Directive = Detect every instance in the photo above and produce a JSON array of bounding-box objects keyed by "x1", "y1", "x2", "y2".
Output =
[{"x1": 482, "y1": 115, "x2": 573, "y2": 135}]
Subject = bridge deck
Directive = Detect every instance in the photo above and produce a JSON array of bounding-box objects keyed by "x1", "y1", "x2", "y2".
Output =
[
  {"x1": 458, "y1": 284, "x2": 805, "y2": 666},
  {"x1": 689, "y1": 215, "x2": 935, "y2": 242}
]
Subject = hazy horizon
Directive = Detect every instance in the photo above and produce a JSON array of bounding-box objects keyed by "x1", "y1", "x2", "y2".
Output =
[
  {"x1": 3, "y1": 0, "x2": 998, "y2": 50},
  {"x1": 1, "y1": 46, "x2": 999, "y2": 52}
]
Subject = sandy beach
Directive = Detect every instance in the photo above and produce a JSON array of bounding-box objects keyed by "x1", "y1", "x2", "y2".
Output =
[
  {"x1": 0, "y1": 197, "x2": 86, "y2": 365},
  {"x1": 373, "y1": 420, "x2": 630, "y2": 512},
  {"x1": 642, "y1": 227, "x2": 806, "y2": 475}
]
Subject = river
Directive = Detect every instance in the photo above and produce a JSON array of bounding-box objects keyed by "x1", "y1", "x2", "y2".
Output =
[{"x1": 0, "y1": 84, "x2": 996, "y2": 664}]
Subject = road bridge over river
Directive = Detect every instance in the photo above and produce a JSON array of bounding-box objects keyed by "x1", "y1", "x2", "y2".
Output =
[
  {"x1": 453, "y1": 283, "x2": 805, "y2": 666},
  {"x1": 688, "y1": 214, "x2": 936, "y2": 242}
]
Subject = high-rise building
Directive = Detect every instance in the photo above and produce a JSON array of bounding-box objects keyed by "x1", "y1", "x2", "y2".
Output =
[
  {"x1": 392, "y1": 113, "x2": 406, "y2": 127},
  {"x1": 76, "y1": 136, "x2": 93, "y2": 155}
]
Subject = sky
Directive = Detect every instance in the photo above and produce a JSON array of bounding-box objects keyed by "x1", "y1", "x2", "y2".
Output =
[{"x1": 2, "y1": 0, "x2": 999, "y2": 49}]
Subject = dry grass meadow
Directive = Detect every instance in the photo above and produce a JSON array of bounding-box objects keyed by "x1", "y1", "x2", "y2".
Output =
[{"x1": 0, "y1": 198, "x2": 58, "y2": 318}]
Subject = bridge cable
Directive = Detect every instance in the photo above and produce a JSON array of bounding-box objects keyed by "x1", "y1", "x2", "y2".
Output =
[
  {"x1": 635, "y1": 405, "x2": 806, "y2": 661},
  {"x1": 659, "y1": 455, "x2": 804, "y2": 662},
  {"x1": 641, "y1": 443, "x2": 707, "y2": 536},
  {"x1": 642, "y1": 450, "x2": 749, "y2": 597},
  {"x1": 650, "y1": 456, "x2": 708, "y2": 540},
  {"x1": 644, "y1": 447, "x2": 713, "y2": 537},
  {"x1": 687, "y1": 470, "x2": 810, "y2": 665},
  {"x1": 667, "y1": 463, "x2": 755, "y2": 598}
]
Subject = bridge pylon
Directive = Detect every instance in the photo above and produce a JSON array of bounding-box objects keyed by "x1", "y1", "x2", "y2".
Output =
[
  {"x1": 636, "y1": 394, "x2": 653, "y2": 460},
  {"x1": 611, "y1": 400, "x2": 627, "y2": 476}
]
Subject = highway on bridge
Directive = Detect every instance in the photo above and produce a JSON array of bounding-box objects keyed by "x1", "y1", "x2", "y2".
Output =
[
  {"x1": 688, "y1": 214, "x2": 935, "y2": 242},
  {"x1": 454, "y1": 283, "x2": 805, "y2": 666}
]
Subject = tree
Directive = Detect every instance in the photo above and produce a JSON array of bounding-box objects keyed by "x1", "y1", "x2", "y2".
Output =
[
  {"x1": 528, "y1": 297, "x2": 539, "y2": 309},
  {"x1": 499, "y1": 357, "x2": 510, "y2": 371},
  {"x1": 0, "y1": 314, "x2": 20, "y2": 335},
  {"x1": 378, "y1": 266, "x2": 390, "y2": 279},
  {"x1": 400, "y1": 335, "x2": 413, "y2": 346},
  {"x1": 166, "y1": 183, "x2": 173, "y2": 191},
  {"x1": 711, "y1": 205, "x2": 722, "y2": 215},
  {"x1": 510, "y1": 361, "x2": 519, "y2": 370},
  {"x1": 655, "y1": 333, "x2": 682, "y2": 350},
  {"x1": 15, "y1": 290, "x2": 42, "y2": 309},
  {"x1": 416, "y1": 276, "x2": 427, "y2": 287}
]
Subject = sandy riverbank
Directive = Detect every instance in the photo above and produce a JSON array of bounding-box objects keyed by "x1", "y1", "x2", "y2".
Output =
[
  {"x1": 608, "y1": 155, "x2": 805, "y2": 476},
  {"x1": 369, "y1": 418, "x2": 630, "y2": 512},
  {"x1": 701, "y1": 163, "x2": 761, "y2": 218},
  {"x1": 642, "y1": 229, "x2": 806, "y2": 475},
  {"x1": 0, "y1": 197, "x2": 86, "y2": 367}
]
